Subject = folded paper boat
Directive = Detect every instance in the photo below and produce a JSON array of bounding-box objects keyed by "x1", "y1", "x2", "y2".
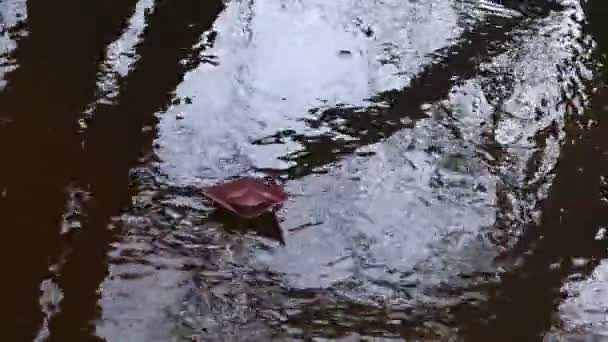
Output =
[{"x1": 203, "y1": 177, "x2": 288, "y2": 218}]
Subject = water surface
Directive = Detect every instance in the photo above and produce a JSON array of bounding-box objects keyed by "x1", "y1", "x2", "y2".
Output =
[{"x1": 1, "y1": 0, "x2": 607, "y2": 341}]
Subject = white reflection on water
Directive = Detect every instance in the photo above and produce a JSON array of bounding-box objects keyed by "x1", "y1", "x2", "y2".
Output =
[
  {"x1": 85, "y1": 0, "x2": 155, "y2": 114},
  {"x1": 548, "y1": 260, "x2": 608, "y2": 340},
  {"x1": 155, "y1": 0, "x2": 462, "y2": 183},
  {"x1": 0, "y1": 0, "x2": 26, "y2": 89},
  {"x1": 94, "y1": 0, "x2": 593, "y2": 339}
]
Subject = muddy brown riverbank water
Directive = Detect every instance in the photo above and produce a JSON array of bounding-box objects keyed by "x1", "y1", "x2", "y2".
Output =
[{"x1": 0, "y1": 0, "x2": 607, "y2": 341}]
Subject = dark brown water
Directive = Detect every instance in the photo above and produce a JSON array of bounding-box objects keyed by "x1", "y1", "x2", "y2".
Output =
[{"x1": 0, "y1": 0, "x2": 607, "y2": 340}]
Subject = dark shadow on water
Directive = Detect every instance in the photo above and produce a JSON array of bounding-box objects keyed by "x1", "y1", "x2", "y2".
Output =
[
  {"x1": 208, "y1": 209, "x2": 286, "y2": 245},
  {"x1": 42, "y1": 0, "x2": 224, "y2": 340},
  {"x1": 453, "y1": 1, "x2": 608, "y2": 340},
  {"x1": 457, "y1": 98, "x2": 608, "y2": 340},
  {"x1": 0, "y1": 0, "x2": 139, "y2": 340}
]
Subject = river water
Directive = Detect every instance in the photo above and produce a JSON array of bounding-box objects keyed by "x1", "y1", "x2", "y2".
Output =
[{"x1": 0, "y1": 0, "x2": 607, "y2": 341}]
